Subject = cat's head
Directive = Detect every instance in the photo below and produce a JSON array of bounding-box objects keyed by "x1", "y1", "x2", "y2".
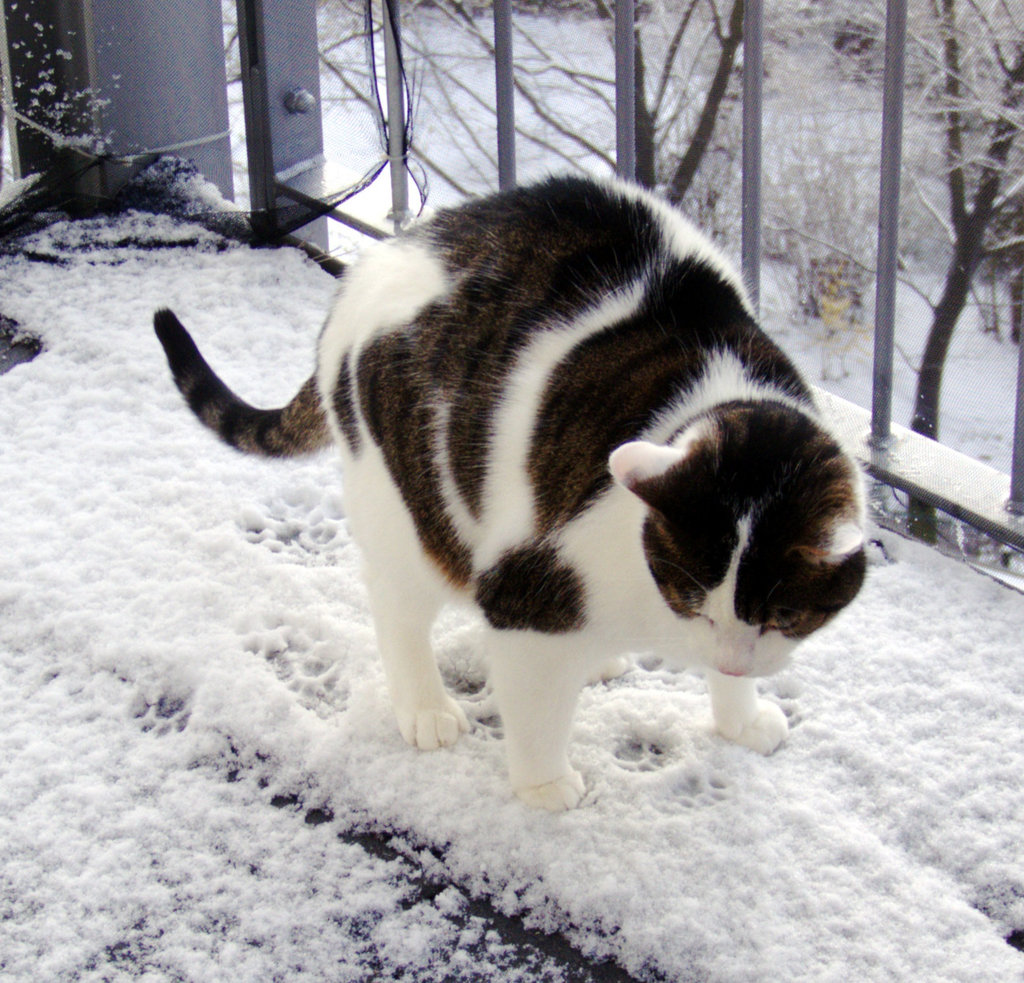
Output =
[{"x1": 610, "y1": 402, "x2": 866, "y2": 678}]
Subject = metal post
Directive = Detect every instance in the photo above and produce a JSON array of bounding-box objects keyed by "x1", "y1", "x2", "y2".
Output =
[
  {"x1": 494, "y1": 0, "x2": 516, "y2": 190},
  {"x1": 870, "y1": 0, "x2": 907, "y2": 449},
  {"x1": 614, "y1": 0, "x2": 635, "y2": 181},
  {"x1": 382, "y1": 0, "x2": 409, "y2": 231},
  {"x1": 741, "y1": 0, "x2": 763, "y2": 313},
  {"x1": 236, "y1": 0, "x2": 325, "y2": 244},
  {"x1": 1009, "y1": 329, "x2": 1024, "y2": 513},
  {"x1": 237, "y1": 0, "x2": 274, "y2": 226}
]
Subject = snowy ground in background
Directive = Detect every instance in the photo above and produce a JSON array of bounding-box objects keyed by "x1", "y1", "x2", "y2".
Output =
[{"x1": 1, "y1": 194, "x2": 1023, "y2": 981}]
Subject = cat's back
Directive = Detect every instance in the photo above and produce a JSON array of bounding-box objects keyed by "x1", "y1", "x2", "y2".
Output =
[
  {"x1": 318, "y1": 175, "x2": 776, "y2": 431},
  {"x1": 319, "y1": 175, "x2": 748, "y2": 359}
]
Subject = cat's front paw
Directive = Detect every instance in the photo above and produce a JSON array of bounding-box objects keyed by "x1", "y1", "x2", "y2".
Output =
[
  {"x1": 396, "y1": 696, "x2": 469, "y2": 751},
  {"x1": 586, "y1": 655, "x2": 631, "y2": 685},
  {"x1": 718, "y1": 699, "x2": 788, "y2": 755},
  {"x1": 514, "y1": 770, "x2": 586, "y2": 811}
]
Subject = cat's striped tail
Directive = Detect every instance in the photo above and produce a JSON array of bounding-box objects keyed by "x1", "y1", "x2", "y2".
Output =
[{"x1": 153, "y1": 308, "x2": 331, "y2": 458}]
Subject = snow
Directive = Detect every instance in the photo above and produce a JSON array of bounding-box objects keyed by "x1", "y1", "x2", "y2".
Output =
[{"x1": 2, "y1": 202, "x2": 1024, "y2": 982}]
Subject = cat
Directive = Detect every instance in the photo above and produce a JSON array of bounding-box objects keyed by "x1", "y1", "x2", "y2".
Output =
[{"x1": 154, "y1": 174, "x2": 867, "y2": 810}]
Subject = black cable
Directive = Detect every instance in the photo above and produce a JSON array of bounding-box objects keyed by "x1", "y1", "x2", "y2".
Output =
[{"x1": 362, "y1": 0, "x2": 426, "y2": 218}]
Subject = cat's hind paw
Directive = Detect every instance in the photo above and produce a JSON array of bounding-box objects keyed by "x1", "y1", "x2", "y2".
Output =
[
  {"x1": 719, "y1": 699, "x2": 788, "y2": 756},
  {"x1": 396, "y1": 697, "x2": 469, "y2": 751},
  {"x1": 514, "y1": 770, "x2": 586, "y2": 811}
]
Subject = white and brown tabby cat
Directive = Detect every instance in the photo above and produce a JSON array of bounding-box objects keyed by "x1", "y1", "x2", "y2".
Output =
[{"x1": 155, "y1": 174, "x2": 866, "y2": 810}]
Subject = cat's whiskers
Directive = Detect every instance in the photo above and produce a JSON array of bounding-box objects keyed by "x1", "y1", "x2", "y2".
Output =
[{"x1": 764, "y1": 578, "x2": 783, "y2": 606}]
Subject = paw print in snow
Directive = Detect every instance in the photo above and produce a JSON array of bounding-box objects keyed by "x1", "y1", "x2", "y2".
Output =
[
  {"x1": 241, "y1": 619, "x2": 348, "y2": 716},
  {"x1": 239, "y1": 485, "x2": 347, "y2": 565},
  {"x1": 670, "y1": 766, "x2": 731, "y2": 809},
  {"x1": 615, "y1": 737, "x2": 671, "y2": 773},
  {"x1": 132, "y1": 690, "x2": 191, "y2": 735}
]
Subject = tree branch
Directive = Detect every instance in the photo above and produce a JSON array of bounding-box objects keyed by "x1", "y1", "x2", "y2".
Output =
[
  {"x1": 940, "y1": 0, "x2": 968, "y2": 236},
  {"x1": 909, "y1": 170, "x2": 956, "y2": 247},
  {"x1": 652, "y1": 0, "x2": 703, "y2": 120},
  {"x1": 664, "y1": 0, "x2": 744, "y2": 204}
]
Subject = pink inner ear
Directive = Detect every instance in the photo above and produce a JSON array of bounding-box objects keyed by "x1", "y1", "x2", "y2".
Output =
[
  {"x1": 608, "y1": 441, "x2": 687, "y2": 491},
  {"x1": 827, "y1": 521, "x2": 864, "y2": 561}
]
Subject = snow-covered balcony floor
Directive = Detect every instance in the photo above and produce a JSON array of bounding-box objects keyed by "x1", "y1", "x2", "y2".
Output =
[{"x1": 1, "y1": 196, "x2": 1022, "y2": 983}]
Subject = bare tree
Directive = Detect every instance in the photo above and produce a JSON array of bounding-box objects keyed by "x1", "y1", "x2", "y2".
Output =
[
  {"x1": 661, "y1": 0, "x2": 744, "y2": 203},
  {"x1": 908, "y1": 0, "x2": 1024, "y2": 442},
  {"x1": 316, "y1": 0, "x2": 746, "y2": 215}
]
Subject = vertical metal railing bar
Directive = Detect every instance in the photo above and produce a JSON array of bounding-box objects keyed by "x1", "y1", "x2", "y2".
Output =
[
  {"x1": 493, "y1": 0, "x2": 515, "y2": 190},
  {"x1": 382, "y1": 0, "x2": 409, "y2": 231},
  {"x1": 1009, "y1": 332, "x2": 1024, "y2": 512},
  {"x1": 237, "y1": 0, "x2": 275, "y2": 232},
  {"x1": 614, "y1": 0, "x2": 636, "y2": 181},
  {"x1": 870, "y1": 0, "x2": 907, "y2": 449},
  {"x1": 740, "y1": 0, "x2": 763, "y2": 314}
]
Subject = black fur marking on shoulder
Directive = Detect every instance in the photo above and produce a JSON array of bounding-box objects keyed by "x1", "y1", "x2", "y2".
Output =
[
  {"x1": 428, "y1": 176, "x2": 660, "y2": 307},
  {"x1": 475, "y1": 544, "x2": 586, "y2": 634}
]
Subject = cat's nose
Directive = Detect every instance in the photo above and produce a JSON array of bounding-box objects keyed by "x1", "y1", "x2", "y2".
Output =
[{"x1": 712, "y1": 623, "x2": 759, "y2": 676}]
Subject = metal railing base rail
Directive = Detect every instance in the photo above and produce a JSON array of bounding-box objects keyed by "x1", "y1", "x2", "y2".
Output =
[
  {"x1": 275, "y1": 163, "x2": 391, "y2": 242},
  {"x1": 818, "y1": 389, "x2": 1024, "y2": 554}
]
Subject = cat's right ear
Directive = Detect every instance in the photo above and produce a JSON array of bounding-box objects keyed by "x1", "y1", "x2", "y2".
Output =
[
  {"x1": 609, "y1": 418, "x2": 712, "y2": 496},
  {"x1": 608, "y1": 441, "x2": 687, "y2": 495}
]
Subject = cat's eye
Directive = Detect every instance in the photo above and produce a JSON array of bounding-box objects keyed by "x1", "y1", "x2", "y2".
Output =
[{"x1": 763, "y1": 611, "x2": 798, "y2": 634}]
